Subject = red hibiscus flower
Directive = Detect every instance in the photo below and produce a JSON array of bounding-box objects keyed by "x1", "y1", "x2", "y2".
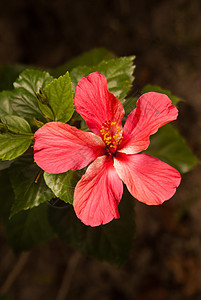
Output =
[{"x1": 34, "y1": 72, "x2": 181, "y2": 226}]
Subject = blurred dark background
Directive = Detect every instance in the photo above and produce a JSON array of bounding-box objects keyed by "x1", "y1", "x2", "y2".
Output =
[{"x1": 0, "y1": 0, "x2": 201, "y2": 299}]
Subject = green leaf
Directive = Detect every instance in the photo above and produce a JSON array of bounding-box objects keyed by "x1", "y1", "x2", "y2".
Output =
[
  {"x1": 0, "y1": 133, "x2": 33, "y2": 160},
  {"x1": 52, "y1": 48, "x2": 115, "y2": 77},
  {"x1": 11, "y1": 69, "x2": 54, "y2": 120},
  {"x1": 124, "y1": 85, "x2": 181, "y2": 116},
  {"x1": 97, "y1": 56, "x2": 135, "y2": 101},
  {"x1": 48, "y1": 188, "x2": 135, "y2": 265},
  {"x1": 42, "y1": 72, "x2": 74, "y2": 123},
  {"x1": 6, "y1": 204, "x2": 55, "y2": 252},
  {"x1": 14, "y1": 69, "x2": 53, "y2": 92},
  {"x1": 70, "y1": 56, "x2": 135, "y2": 101},
  {"x1": 10, "y1": 88, "x2": 43, "y2": 119},
  {"x1": 142, "y1": 84, "x2": 181, "y2": 106},
  {"x1": 1, "y1": 115, "x2": 32, "y2": 134},
  {"x1": 0, "y1": 170, "x2": 55, "y2": 252},
  {"x1": 123, "y1": 96, "x2": 138, "y2": 115},
  {"x1": 9, "y1": 156, "x2": 54, "y2": 217},
  {"x1": 146, "y1": 124, "x2": 199, "y2": 173},
  {"x1": 36, "y1": 92, "x2": 54, "y2": 120},
  {"x1": 0, "y1": 159, "x2": 15, "y2": 170},
  {"x1": 44, "y1": 170, "x2": 82, "y2": 204},
  {"x1": 0, "y1": 91, "x2": 14, "y2": 117}
]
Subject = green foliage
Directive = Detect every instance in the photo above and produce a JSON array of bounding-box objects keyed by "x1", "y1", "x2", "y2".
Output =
[
  {"x1": 11, "y1": 204, "x2": 55, "y2": 253},
  {"x1": 48, "y1": 188, "x2": 135, "y2": 265},
  {"x1": 123, "y1": 87, "x2": 195, "y2": 174},
  {"x1": 1, "y1": 115, "x2": 32, "y2": 134},
  {"x1": 9, "y1": 156, "x2": 54, "y2": 217},
  {"x1": 44, "y1": 170, "x2": 82, "y2": 204},
  {"x1": 146, "y1": 124, "x2": 198, "y2": 173},
  {"x1": 7, "y1": 204, "x2": 55, "y2": 252},
  {"x1": 11, "y1": 69, "x2": 54, "y2": 120},
  {"x1": 0, "y1": 133, "x2": 33, "y2": 161},
  {"x1": 36, "y1": 92, "x2": 54, "y2": 121},
  {"x1": 0, "y1": 171, "x2": 55, "y2": 252},
  {"x1": 70, "y1": 56, "x2": 135, "y2": 101},
  {"x1": 0, "y1": 115, "x2": 33, "y2": 160},
  {"x1": 52, "y1": 48, "x2": 115, "y2": 77},
  {"x1": 42, "y1": 71, "x2": 74, "y2": 123},
  {"x1": 123, "y1": 96, "x2": 138, "y2": 115},
  {"x1": 0, "y1": 159, "x2": 15, "y2": 171},
  {"x1": 142, "y1": 84, "x2": 181, "y2": 106},
  {"x1": 124, "y1": 85, "x2": 181, "y2": 117},
  {"x1": 0, "y1": 49, "x2": 198, "y2": 265},
  {"x1": 0, "y1": 91, "x2": 14, "y2": 117},
  {"x1": 14, "y1": 68, "x2": 53, "y2": 92}
]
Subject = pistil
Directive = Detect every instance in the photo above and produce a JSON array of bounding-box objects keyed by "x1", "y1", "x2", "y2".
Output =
[{"x1": 100, "y1": 121, "x2": 123, "y2": 153}]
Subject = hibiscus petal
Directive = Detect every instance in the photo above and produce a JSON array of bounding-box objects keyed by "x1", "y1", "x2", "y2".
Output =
[
  {"x1": 34, "y1": 122, "x2": 105, "y2": 173},
  {"x1": 114, "y1": 153, "x2": 181, "y2": 205},
  {"x1": 120, "y1": 92, "x2": 178, "y2": 154},
  {"x1": 73, "y1": 155, "x2": 123, "y2": 226},
  {"x1": 74, "y1": 72, "x2": 125, "y2": 135}
]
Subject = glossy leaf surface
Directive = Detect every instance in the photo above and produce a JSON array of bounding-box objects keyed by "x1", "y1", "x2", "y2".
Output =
[
  {"x1": 53, "y1": 48, "x2": 115, "y2": 77},
  {"x1": 70, "y1": 56, "x2": 135, "y2": 102},
  {"x1": 0, "y1": 171, "x2": 55, "y2": 252},
  {"x1": 44, "y1": 170, "x2": 82, "y2": 204},
  {"x1": 0, "y1": 133, "x2": 33, "y2": 160},
  {"x1": 142, "y1": 84, "x2": 181, "y2": 106},
  {"x1": 9, "y1": 156, "x2": 54, "y2": 217},
  {"x1": 43, "y1": 72, "x2": 74, "y2": 123},
  {"x1": 49, "y1": 188, "x2": 135, "y2": 265},
  {"x1": 11, "y1": 69, "x2": 53, "y2": 120},
  {"x1": 146, "y1": 124, "x2": 198, "y2": 173}
]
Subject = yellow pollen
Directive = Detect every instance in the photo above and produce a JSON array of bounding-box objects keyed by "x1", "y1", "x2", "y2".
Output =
[{"x1": 100, "y1": 120, "x2": 123, "y2": 153}]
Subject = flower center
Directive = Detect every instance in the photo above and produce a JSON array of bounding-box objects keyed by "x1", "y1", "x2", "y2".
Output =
[{"x1": 100, "y1": 121, "x2": 123, "y2": 153}]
